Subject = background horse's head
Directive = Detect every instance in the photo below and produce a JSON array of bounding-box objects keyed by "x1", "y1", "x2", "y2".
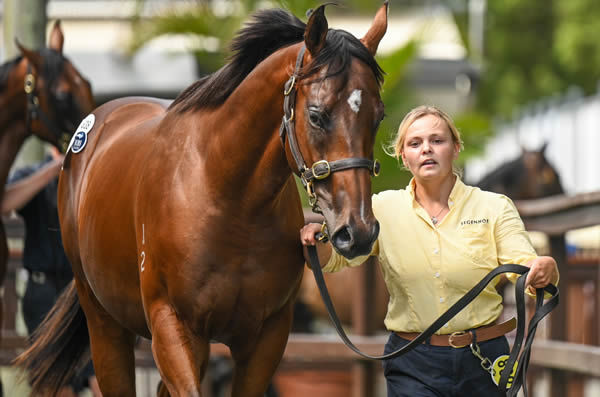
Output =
[
  {"x1": 14, "y1": 20, "x2": 95, "y2": 151},
  {"x1": 289, "y1": 4, "x2": 387, "y2": 258},
  {"x1": 476, "y1": 142, "x2": 564, "y2": 200}
]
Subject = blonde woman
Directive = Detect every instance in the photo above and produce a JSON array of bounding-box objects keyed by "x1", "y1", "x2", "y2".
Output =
[{"x1": 300, "y1": 105, "x2": 558, "y2": 396}]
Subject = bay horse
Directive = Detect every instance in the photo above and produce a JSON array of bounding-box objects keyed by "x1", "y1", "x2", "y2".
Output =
[
  {"x1": 0, "y1": 17, "x2": 93, "y2": 358},
  {"x1": 15, "y1": 3, "x2": 388, "y2": 396}
]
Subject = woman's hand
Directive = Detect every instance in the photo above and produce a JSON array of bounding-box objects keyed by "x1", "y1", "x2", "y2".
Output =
[
  {"x1": 300, "y1": 223, "x2": 332, "y2": 268},
  {"x1": 300, "y1": 223, "x2": 323, "y2": 246},
  {"x1": 525, "y1": 256, "x2": 559, "y2": 289}
]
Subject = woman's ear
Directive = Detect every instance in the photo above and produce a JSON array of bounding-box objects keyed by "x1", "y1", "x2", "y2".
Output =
[{"x1": 453, "y1": 143, "x2": 460, "y2": 159}]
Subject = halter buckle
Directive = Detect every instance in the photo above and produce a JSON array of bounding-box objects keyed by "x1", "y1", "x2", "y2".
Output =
[
  {"x1": 312, "y1": 160, "x2": 331, "y2": 180},
  {"x1": 24, "y1": 74, "x2": 35, "y2": 94}
]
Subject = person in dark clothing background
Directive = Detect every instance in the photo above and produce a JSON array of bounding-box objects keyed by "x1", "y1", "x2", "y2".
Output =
[{"x1": 3, "y1": 147, "x2": 101, "y2": 397}]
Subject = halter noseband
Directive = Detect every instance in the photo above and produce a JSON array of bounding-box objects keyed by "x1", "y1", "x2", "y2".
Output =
[
  {"x1": 24, "y1": 64, "x2": 73, "y2": 153},
  {"x1": 279, "y1": 46, "x2": 381, "y2": 216}
]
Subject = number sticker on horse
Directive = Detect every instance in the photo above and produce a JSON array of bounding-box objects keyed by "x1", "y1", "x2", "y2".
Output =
[{"x1": 68, "y1": 114, "x2": 95, "y2": 153}]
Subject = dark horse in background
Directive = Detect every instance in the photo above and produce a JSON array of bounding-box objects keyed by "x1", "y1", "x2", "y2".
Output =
[
  {"x1": 296, "y1": 142, "x2": 565, "y2": 335},
  {"x1": 0, "y1": 20, "x2": 94, "y2": 395},
  {"x1": 16, "y1": 3, "x2": 388, "y2": 396},
  {"x1": 475, "y1": 143, "x2": 564, "y2": 200}
]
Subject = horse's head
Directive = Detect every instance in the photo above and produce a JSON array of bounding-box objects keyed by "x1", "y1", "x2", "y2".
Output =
[
  {"x1": 477, "y1": 142, "x2": 564, "y2": 200},
  {"x1": 520, "y1": 142, "x2": 564, "y2": 198},
  {"x1": 16, "y1": 20, "x2": 95, "y2": 152},
  {"x1": 283, "y1": 3, "x2": 387, "y2": 258}
]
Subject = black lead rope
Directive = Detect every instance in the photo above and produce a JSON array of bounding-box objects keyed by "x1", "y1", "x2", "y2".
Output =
[{"x1": 306, "y1": 245, "x2": 559, "y2": 396}]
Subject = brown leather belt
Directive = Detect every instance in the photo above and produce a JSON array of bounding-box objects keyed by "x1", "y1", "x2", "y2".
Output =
[{"x1": 395, "y1": 317, "x2": 516, "y2": 348}]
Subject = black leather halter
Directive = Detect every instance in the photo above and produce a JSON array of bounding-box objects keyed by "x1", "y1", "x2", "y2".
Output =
[
  {"x1": 279, "y1": 46, "x2": 381, "y2": 215},
  {"x1": 24, "y1": 64, "x2": 72, "y2": 153}
]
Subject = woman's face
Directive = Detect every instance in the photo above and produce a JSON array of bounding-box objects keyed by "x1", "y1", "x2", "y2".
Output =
[{"x1": 401, "y1": 114, "x2": 459, "y2": 182}]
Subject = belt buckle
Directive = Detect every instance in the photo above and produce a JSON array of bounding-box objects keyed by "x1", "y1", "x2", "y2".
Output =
[{"x1": 448, "y1": 331, "x2": 469, "y2": 348}]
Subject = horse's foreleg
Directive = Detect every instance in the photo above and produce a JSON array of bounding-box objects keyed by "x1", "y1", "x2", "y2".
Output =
[
  {"x1": 77, "y1": 285, "x2": 137, "y2": 396},
  {"x1": 229, "y1": 303, "x2": 294, "y2": 397},
  {"x1": 149, "y1": 302, "x2": 209, "y2": 397}
]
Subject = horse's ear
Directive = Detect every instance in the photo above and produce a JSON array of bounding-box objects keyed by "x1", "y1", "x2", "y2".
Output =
[
  {"x1": 539, "y1": 141, "x2": 548, "y2": 155},
  {"x1": 15, "y1": 39, "x2": 43, "y2": 73},
  {"x1": 304, "y1": 4, "x2": 328, "y2": 56},
  {"x1": 49, "y1": 20, "x2": 64, "y2": 53},
  {"x1": 361, "y1": 1, "x2": 389, "y2": 56}
]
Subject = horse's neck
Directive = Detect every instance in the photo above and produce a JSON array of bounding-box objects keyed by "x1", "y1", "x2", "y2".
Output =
[
  {"x1": 201, "y1": 45, "x2": 300, "y2": 199},
  {"x1": 0, "y1": 60, "x2": 27, "y2": 133}
]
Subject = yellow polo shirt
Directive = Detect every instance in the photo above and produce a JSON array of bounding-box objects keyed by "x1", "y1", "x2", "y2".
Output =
[{"x1": 323, "y1": 178, "x2": 539, "y2": 334}]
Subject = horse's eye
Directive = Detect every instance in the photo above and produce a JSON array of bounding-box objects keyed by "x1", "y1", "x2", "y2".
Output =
[{"x1": 308, "y1": 108, "x2": 325, "y2": 130}]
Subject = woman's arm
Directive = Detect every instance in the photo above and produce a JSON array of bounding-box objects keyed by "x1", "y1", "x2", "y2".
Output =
[{"x1": 2, "y1": 157, "x2": 63, "y2": 215}]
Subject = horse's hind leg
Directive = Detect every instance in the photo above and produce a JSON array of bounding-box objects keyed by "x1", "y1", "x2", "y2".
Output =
[
  {"x1": 76, "y1": 281, "x2": 137, "y2": 396},
  {"x1": 230, "y1": 303, "x2": 293, "y2": 397},
  {"x1": 149, "y1": 302, "x2": 209, "y2": 396}
]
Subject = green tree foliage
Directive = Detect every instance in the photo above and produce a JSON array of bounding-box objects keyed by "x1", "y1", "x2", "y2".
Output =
[{"x1": 473, "y1": 0, "x2": 600, "y2": 120}]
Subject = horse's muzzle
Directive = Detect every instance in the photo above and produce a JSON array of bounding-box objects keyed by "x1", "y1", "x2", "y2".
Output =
[{"x1": 331, "y1": 220, "x2": 379, "y2": 259}]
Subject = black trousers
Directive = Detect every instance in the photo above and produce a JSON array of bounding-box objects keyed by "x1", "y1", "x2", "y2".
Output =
[{"x1": 383, "y1": 332, "x2": 510, "y2": 397}]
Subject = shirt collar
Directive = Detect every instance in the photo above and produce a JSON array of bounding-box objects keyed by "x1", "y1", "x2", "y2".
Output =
[{"x1": 407, "y1": 175, "x2": 466, "y2": 208}]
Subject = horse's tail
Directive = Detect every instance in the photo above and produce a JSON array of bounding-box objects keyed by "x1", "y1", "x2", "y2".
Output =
[{"x1": 13, "y1": 280, "x2": 90, "y2": 396}]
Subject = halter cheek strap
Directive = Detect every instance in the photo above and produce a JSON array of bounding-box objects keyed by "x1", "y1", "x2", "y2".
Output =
[{"x1": 279, "y1": 46, "x2": 380, "y2": 214}]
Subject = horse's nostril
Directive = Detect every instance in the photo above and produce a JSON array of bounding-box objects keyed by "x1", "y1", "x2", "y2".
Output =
[{"x1": 332, "y1": 226, "x2": 353, "y2": 247}]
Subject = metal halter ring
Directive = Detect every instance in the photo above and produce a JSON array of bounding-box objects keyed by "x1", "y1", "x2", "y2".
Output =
[
  {"x1": 305, "y1": 180, "x2": 315, "y2": 198},
  {"x1": 317, "y1": 222, "x2": 329, "y2": 242},
  {"x1": 312, "y1": 160, "x2": 331, "y2": 180},
  {"x1": 24, "y1": 74, "x2": 35, "y2": 94},
  {"x1": 373, "y1": 159, "x2": 381, "y2": 177},
  {"x1": 284, "y1": 75, "x2": 296, "y2": 96},
  {"x1": 286, "y1": 108, "x2": 294, "y2": 123}
]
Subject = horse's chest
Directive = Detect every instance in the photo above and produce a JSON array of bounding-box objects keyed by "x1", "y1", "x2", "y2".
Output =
[{"x1": 172, "y1": 243, "x2": 303, "y2": 337}]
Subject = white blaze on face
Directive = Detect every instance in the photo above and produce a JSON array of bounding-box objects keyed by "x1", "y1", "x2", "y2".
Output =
[{"x1": 347, "y1": 89, "x2": 362, "y2": 114}]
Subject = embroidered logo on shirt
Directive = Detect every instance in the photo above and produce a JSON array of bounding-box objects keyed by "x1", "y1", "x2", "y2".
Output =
[{"x1": 460, "y1": 218, "x2": 489, "y2": 225}]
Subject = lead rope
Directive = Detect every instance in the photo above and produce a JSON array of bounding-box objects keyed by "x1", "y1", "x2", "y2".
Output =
[{"x1": 306, "y1": 245, "x2": 559, "y2": 396}]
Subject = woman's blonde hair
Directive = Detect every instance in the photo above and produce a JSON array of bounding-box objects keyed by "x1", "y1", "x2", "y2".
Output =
[{"x1": 387, "y1": 105, "x2": 464, "y2": 175}]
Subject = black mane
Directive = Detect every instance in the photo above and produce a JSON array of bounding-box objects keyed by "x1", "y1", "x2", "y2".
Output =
[{"x1": 170, "y1": 8, "x2": 384, "y2": 113}]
